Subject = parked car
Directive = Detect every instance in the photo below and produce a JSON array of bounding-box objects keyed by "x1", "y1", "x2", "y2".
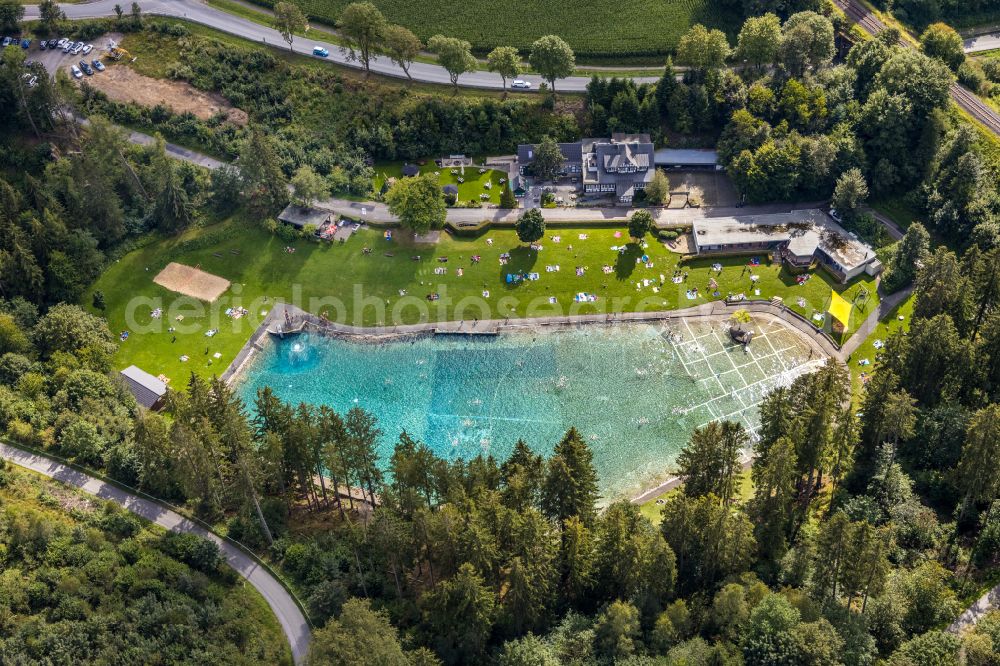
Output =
[
  {"x1": 56, "y1": 38, "x2": 69, "y2": 49},
  {"x1": 829, "y1": 208, "x2": 843, "y2": 224},
  {"x1": 70, "y1": 64, "x2": 82, "y2": 79},
  {"x1": 92, "y1": 59, "x2": 105, "y2": 72},
  {"x1": 21, "y1": 73, "x2": 38, "y2": 87},
  {"x1": 79, "y1": 60, "x2": 93, "y2": 75},
  {"x1": 312, "y1": 46, "x2": 329, "y2": 57},
  {"x1": 39, "y1": 40, "x2": 48, "y2": 50},
  {"x1": 62, "y1": 41, "x2": 73, "y2": 53},
  {"x1": 82, "y1": 44, "x2": 93, "y2": 55},
  {"x1": 20, "y1": 39, "x2": 30, "y2": 49},
  {"x1": 511, "y1": 79, "x2": 531, "y2": 89},
  {"x1": 71, "y1": 42, "x2": 84, "y2": 55},
  {"x1": 1, "y1": 37, "x2": 11, "y2": 48}
]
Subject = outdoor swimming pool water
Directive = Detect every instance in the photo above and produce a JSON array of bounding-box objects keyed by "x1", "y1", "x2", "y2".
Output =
[{"x1": 238, "y1": 318, "x2": 823, "y2": 500}]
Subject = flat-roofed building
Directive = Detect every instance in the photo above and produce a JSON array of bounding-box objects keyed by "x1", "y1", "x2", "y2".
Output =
[{"x1": 691, "y1": 209, "x2": 882, "y2": 283}]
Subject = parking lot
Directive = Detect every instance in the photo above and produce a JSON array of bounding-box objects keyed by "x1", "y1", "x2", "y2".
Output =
[{"x1": 20, "y1": 34, "x2": 121, "y2": 78}]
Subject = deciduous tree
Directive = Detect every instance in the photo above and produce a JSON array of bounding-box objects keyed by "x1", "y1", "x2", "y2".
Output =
[
  {"x1": 291, "y1": 165, "x2": 328, "y2": 207},
  {"x1": 831, "y1": 168, "x2": 868, "y2": 222},
  {"x1": 338, "y1": 1, "x2": 387, "y2": 77},
  {"x1": 516, "y1": 208, "x2": 545, "y2": 245},
  {"x1": 487, "y1": 45, "x2": 522, "y2": 94},
  {"x1": 273, "y1": 1, "x2": 308, "y2": 53},
  {"x1": 529, "y1": 35, "x2": 575, "y2": 94},
  {"x1": 735, "y1": 13, "x2": 781, "y2": 71},
  {"x1": 383, "y1": 24, "x2": 421, "y2": 81},
  {"x1": 385, "y1": 172, "x2": 447, "y2": 233},
  {"x1": 627, "y1": 209, "x2": 653, "y2": 242},
  {"x1": 428, "y1": 35, "x2": 477, "y2": 91},
  {"x1": 644, "y1": 169, "x2": 670, "y2": 205},
  {"x1": 920, "y1": 22, "x2": 965, "y2": 71},
  {"x1": 676, "y1": 24, "x2": 730, "y2": 76}
]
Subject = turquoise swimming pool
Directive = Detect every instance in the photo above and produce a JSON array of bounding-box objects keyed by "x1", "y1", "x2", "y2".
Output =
[{"x1": 237, "y1": 318, "x2": 822, "y2": 500}]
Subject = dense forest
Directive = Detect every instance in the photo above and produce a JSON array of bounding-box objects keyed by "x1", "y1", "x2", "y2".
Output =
[
  {"x1": 6, "y1": 258, "x2": 1000, "y2": 663},
  {"x1": 0, "y1": 459, "x2": 290, "y2": 664},
  {"x1": 4, "y1": 3, "x2": 1000, "y2": 664}
]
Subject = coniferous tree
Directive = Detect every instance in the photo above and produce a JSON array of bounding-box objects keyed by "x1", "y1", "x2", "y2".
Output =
[{"x1": 542, "y1": 428, "x2": 599, "y2": 527}]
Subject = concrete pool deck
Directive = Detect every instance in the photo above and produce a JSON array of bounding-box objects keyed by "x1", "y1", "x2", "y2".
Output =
[{"x1": 221, "y1": 298, "x2": 846, "y2": 386}]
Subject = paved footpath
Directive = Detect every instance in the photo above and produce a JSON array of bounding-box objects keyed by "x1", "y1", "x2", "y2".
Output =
[
  {"x1": 839, "y1": 284, "x2": 913, "y2": 359},
  {"x1": 950, "y1": 586, "x2": 1000, "y2": 635},
  {"x1": 0, "y1": 442, "x2": 311, "y2": 664}
]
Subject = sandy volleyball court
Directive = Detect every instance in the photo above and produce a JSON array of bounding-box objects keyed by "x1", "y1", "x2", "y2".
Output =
[{"x1": 154, "y1": 262, "x2": 231, "y2": 302}]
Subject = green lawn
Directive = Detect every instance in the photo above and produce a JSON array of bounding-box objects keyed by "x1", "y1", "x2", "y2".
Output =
[
  {"x1": 245, "y1": 0, "x2": 742, "y2": 60},
  {"x1": 638, "y1": 470, "x2": 753, "y2": 524},
  {"x1": 85, "y1": 215, "x2": 879, "y2": 383},
  {"x1": 373, "y1": 162, "x2": 508, "y2": 205},
  {"x1": 849, "y1": 292, "x2": 914, "y2": 397}
]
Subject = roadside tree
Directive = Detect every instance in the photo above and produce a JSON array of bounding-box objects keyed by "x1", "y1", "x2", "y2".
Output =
[
  {"x1": 0, "y1": 0, "x2": 24, "y2": 34},
  {"x1": 516, "y1": 208, "x2": 545, "y2": 245},
  {"x1": 428, "y1": 35, "x2": 477, "y2": 91},
  {"x1": 676, "y1": 24, "x2": 730, "y2": 77},
  {"x1": 383, "y1": 25, "x2": 421, "y2": 81},
  {"x1": 920, "y1": 22, "x2": 965, "y2": 71},
  {"x1": 338, "y1": 2, "x2": 387, "y2": 77},
  {"x1": 273, "y1": 1, "x2": 308, "y2": 53},
  {"x1": 735, "y1": 13, "x2": 781, "y2": 71},
  {"x1": 627, "y1": 209, "x2": 653, "y2": 242},
  {"x1": 487, "y1": 45, "x2": 522, "y2": 95},
  {"x1": 529, "y1": 35, "x2": 574, "y2": 94},
  {"x1": 38, "y1": 0, "x2": 64, "y2": 33}
]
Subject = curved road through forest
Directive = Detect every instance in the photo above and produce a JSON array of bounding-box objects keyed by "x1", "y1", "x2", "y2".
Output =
[
  {"x1": 0, "y1": 442, "x2": 311, "y2": 664},
  {"x1": 22, "y1": 0, "x2": 659, "y2": 90}
]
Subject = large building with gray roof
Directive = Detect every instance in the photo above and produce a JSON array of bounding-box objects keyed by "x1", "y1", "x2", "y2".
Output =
[{"x1": 517, "y1": 134, "x2": 656, "y2": 203}]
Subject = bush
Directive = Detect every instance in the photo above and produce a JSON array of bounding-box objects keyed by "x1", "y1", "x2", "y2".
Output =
[
  {"x1": 160, "y1": 532, "x2": 223, "y2": 573},
  {"x1": 96, "y1": 505, "x2": 142, "y2": 539},
  {"x1": 659, "y1": 229, "x2": 679, "y2": 241},
  {"x1": 958, "y1": 60, "x2": 990, "y2": 95}
]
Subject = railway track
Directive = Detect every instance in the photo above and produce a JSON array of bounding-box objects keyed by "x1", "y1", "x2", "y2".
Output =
[{"x1": 833, "y1": 0, "x2": 1000, "y2": 138}]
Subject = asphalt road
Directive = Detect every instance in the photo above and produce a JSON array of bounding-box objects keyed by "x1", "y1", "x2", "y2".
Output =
[
  {"x1": 965, "y1": 32, "x2": 1000, "y2": 54},
  {"x1": 22, "y1": 0, "x2": 659, "y2": 91},
  {"x1": 0, "y1": 442, "x2": 311, "y2": 664}
]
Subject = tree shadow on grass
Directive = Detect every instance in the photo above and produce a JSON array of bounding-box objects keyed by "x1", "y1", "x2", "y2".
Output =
[
  {"x1": 499, "y1": 245, "x2": 539, "y2": 290},
  {"x1": 614, "y1": 243, "x2": 643, "y2": 280}
]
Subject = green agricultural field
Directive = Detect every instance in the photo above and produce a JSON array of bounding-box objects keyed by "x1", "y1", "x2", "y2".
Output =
[
  {"x1": 85, "y1": 215, "x2": 878, "y2": 383},
  {"x1": 247, "y1": 0, "x2": 743, "y2": 59},
  {"x1": 373, "y1": 162, "x2": 508, "y2": 205}
]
